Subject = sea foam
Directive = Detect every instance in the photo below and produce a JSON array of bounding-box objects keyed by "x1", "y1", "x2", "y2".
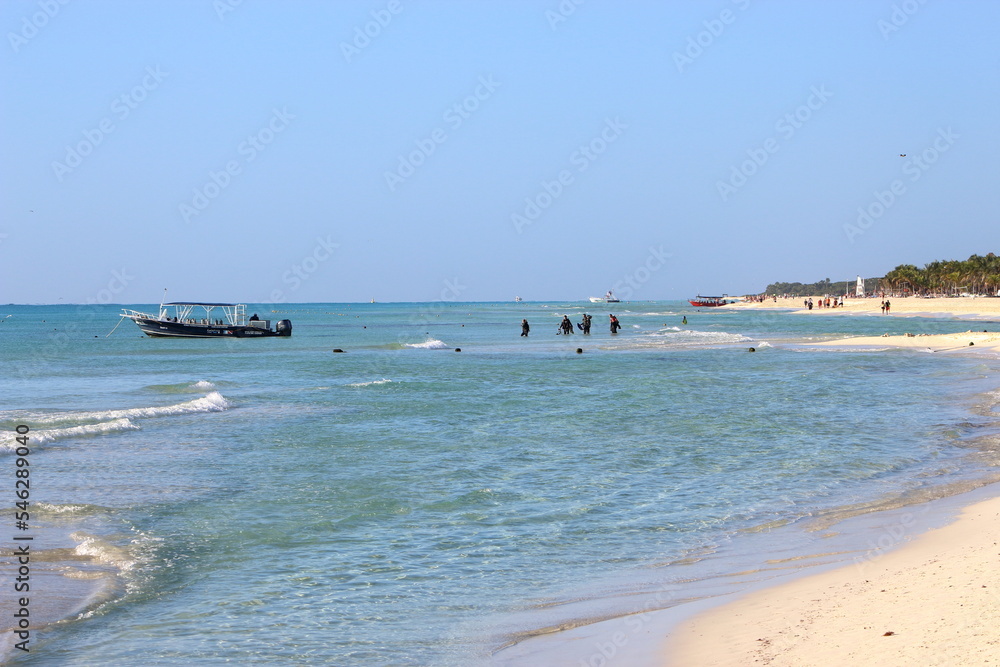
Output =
[
  {"x1": 0, "y1": 392, "x2": 232, "y2": 451},
  {"x1": 0, "y1": 418, "x2": 140, "y2": 451},
  {"x1": 347, "y1": 379, "x2": 393, "y2": 387},
  {"x1": 28, "y1": 391, "x2": 231, "y2": 425},
  {"x1": 404, "y1": 339, "x2": 449, "y2": 349}
]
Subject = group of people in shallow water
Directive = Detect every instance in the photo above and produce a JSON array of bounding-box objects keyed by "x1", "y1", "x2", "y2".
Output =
[{"x1": 520, "y1": 313, "x2": 620, "y2": 336}]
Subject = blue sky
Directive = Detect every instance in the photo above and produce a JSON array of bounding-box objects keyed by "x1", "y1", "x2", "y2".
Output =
[{"x1": 2, "y1": 0, "x2": 997, "y2": 304}]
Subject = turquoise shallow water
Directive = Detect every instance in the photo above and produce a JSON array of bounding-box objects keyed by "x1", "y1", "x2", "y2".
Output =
[{"x1": 2, "y1": 301, "x2": 999, "y2": 664}]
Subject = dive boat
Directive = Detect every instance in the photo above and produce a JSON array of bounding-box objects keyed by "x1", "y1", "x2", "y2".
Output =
[
  {"x1": 120, "y1": 301, "x2": 292, "y2": 338},
  {"x1": 589, "y1": 290, "x2": 621, "y2": 303},
  {"x1": 688, "y1": 295, "x2": 730, "y2": 307}
]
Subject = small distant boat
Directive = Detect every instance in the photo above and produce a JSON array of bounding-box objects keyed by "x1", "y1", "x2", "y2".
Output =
[
  {"x1": 120, "y1": 301, "x2": 291, "y2": 338},
  {"x1": 515, "y1": 296, "x2": 522, "y2": 302},
  {"x1": 589, "y1": 290, "x2": 620, "y2": 303},
  {"x1": 688, "y1": 295, "x2": 730, "y2": 307}
]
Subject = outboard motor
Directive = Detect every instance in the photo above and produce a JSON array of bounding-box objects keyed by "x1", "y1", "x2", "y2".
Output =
[{"x1": 276, "y1": 319, "x2": 293, "y2": 336}]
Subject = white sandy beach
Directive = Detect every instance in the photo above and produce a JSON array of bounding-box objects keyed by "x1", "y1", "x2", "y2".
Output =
[
  {"x1": 723, "y1": 295, "x2": 1000, "y2": 320},
  {"x1": 664, "y1": 297, "x2": 1000, "y2": 666},
  {"x1": 667, "y1": 492, "x2": 1000, "y2": 665}
]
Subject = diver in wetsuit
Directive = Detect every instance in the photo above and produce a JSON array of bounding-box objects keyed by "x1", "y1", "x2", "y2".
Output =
[{"x1": 609, "y1": 314, "x2": 621, "y2": 334}]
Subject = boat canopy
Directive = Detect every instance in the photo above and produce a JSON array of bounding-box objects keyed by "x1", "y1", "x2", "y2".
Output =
[
  {"x1": 164, "y1": 302, "x2": 238, "y2": 307},
  {"x1": 156, "y1": 302, "x2": 247, "y2": 326}
]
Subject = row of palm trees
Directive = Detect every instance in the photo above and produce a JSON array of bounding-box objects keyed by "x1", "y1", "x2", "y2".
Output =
[{"x1": 880, "y1": 254, "x2": 1000, "y2": 296}]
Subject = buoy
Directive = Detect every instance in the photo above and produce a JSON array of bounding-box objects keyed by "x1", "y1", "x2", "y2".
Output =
[
  {"x1": 455, "y1": 348, "x2": 462, "y2": 352},
  {"x1": 333, "y1": 348, "x2": 346, "y2": 353},
  {"x1": 576, "y1": 348, "x2": 583, "y2": 354},
  {"x1": 748, "y1": 347, "x2": 756, "y2": 352}
]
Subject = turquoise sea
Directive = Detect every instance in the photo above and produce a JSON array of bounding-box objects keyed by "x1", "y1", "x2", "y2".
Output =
[{"x1": 2, "y1": 301, "x2": 999, "y2": 665}]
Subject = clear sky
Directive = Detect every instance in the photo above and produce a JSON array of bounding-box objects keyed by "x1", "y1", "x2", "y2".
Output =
[{"x1": 2, "y1": 0, "x2": 997, "y2": 304}]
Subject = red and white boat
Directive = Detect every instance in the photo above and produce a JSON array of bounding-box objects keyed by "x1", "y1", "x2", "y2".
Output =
[{"x1": 688, "y1": 295, "x2": 730, "y2": 307}]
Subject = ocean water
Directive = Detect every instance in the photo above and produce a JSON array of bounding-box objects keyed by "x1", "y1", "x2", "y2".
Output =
[{"x1": 2, "y1": 301, "x2": 999, "y2": 665}]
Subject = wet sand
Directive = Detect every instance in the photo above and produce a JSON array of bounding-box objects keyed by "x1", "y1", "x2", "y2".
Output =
[
  {"x1": 664, "y1": 297, "x2": 1000, "y2": 665},
  {"x1": 667, "y1": 492, "x2": 1000, "y2": 665}
]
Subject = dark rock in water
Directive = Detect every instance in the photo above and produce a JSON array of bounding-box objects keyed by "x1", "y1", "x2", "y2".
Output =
[
  {"x1": 333, "y1": 348, "x2": 346, "y2": 353},
  {"x1": 454, "y1": 348, "x2": 462, "y2": 352},
  {"x1": 576, "y1": 348, "x2": 583, "y2": 354},
  {"x1": 748, "y1": 347, "x2": 756, "y2": 352}
]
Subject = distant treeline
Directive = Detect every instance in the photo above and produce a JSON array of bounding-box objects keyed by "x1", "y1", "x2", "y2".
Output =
[
  {"x1": 762, "y1": 277, "x2": 881, "y2": 297},
  {"x1": 881, "y1": 254, "x2": 1000, "y2": 295},
  {"x1": 760, "y1": 254, "x2": 1000, "y2": 297}
]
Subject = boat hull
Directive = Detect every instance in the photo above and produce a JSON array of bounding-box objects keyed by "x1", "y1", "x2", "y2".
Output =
[
  {"x1": 130, "y1": 318, "x2": 291, "y2": 338},
  {"x1": 688, "y1": 300, "x2": 726, "y2": 307}
]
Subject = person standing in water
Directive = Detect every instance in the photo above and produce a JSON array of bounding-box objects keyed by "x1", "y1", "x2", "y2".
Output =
[
  {"x1": 520, "y1": 319, "x2": 530, "y2": 337},
  {"x1": 579, "y1": 313, "x2": 592, "y2": 334},
  {"x1": 609, "y1": 314, "x2": 621, "y2": 334},
  {"x1": 682, "y1": 316, "x2": 687, "y2": 325},
  {"x1": 559, "y1": 315, "x2": 574, "y2": 335}
]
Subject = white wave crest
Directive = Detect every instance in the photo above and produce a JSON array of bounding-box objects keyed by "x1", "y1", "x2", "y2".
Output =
[
  {"x1": 29, "y1": 392, "x2": 231, "y2": 426},
  {"x1": 33, "y1": 502, "x2": 101, "y2": 515},
  {"x1": 404, "y1": 339, "x2": 449, "y2": 349},
  {"x1": 347, "y1": 379, "x2": 393, "y2": 387},
  {"x1": 190, "y1": 380, "x2": 216, "y2": 390},
  {"x1": 70, "y1": 531, "x2": 137, "y2": 571},
  {"x1": 1, "y1": 418, "x2": 139, "y2": 450}
]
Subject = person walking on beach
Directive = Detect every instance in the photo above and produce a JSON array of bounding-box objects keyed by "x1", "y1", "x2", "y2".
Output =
[
  {"x1": 881, "y1": 300, "x2": 886, "y2": 314},
  {"x1": 559, "y1": 315, "x2": 574, "y2": 335},
  {"x1": 884, "y1": 299, "x2": 891, "y2": 314},
  {"x1": 609, "y1": 314, "x2": 621, "y2": 334},
  {"x1": 520, "y1": 319, "x2": 530, "y2": 337}
]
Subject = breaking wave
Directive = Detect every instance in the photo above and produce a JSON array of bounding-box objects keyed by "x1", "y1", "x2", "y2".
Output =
[
  {"x1": 23, "y1": 392, "x2": 231, "y2": 425},
  {"x1": 404, "y1": 339, "x2": 450, "y2": 349},
  {"x1": 0, "y1": 392, "x2": 232, "y2": 451},
  {"x1": 347, "y1": 379, "x2": 393, "y2": 387}
]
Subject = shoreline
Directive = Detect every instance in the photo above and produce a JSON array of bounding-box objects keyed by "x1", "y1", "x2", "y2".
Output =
[
  {"x1": 490, "y1": 481, "x2": 1000, "y2": 667},
  {"x1": 492, "y1": 306, "x2": 1000, "y2": 666},
  {"x1": 665, "y1": 306, "x2": 1000, "y2": 665},
  {"x1": 667, "y1": 486, "x2": 1000, "y2": 665},
  {"x1": 723, "y1": 295, "x2": 1000, "y2": 320}
]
